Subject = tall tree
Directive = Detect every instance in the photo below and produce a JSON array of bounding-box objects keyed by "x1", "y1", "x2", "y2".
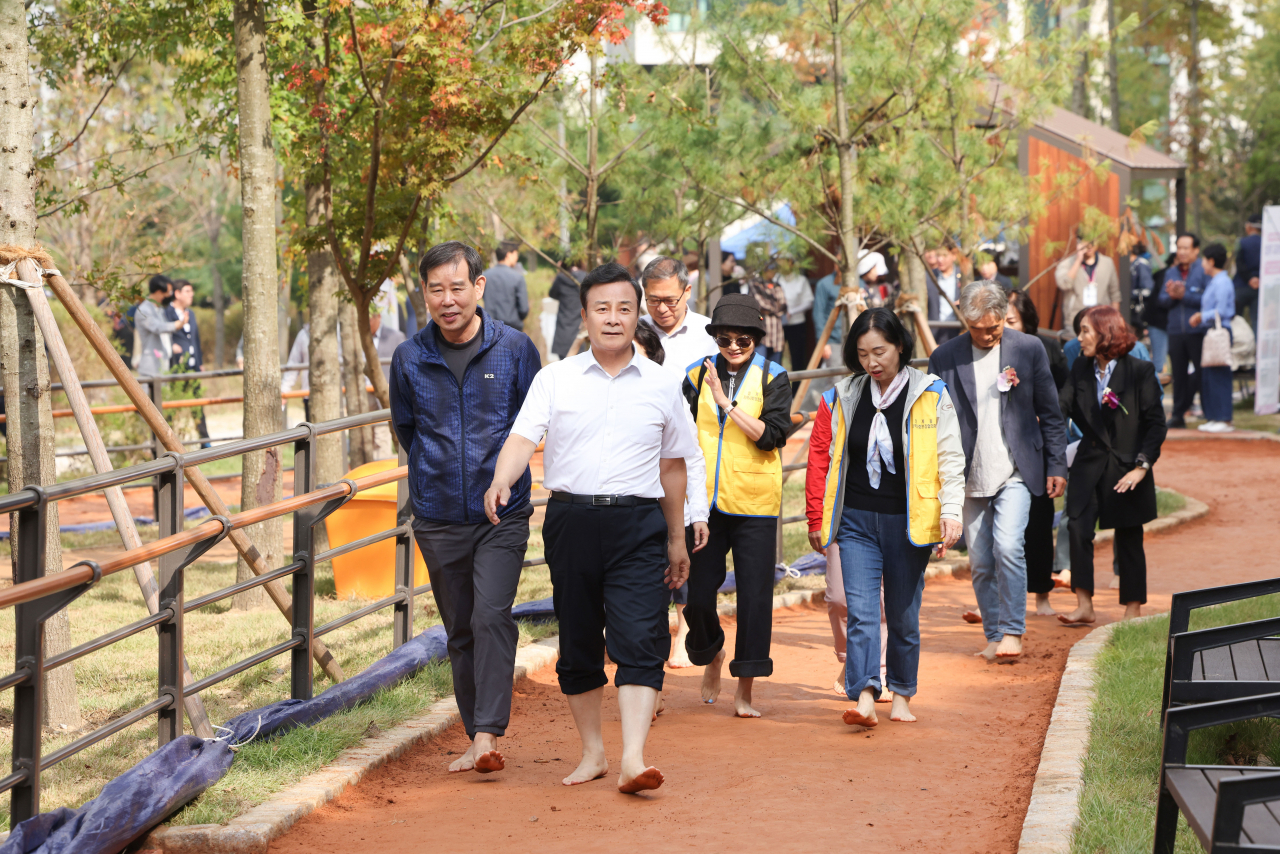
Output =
[
  {"x1": 0, "y1": 0, "x2": 80, "y2": 726},
  {"x1": 232, "y1": 0, "x2": 283, "y2": 609}
]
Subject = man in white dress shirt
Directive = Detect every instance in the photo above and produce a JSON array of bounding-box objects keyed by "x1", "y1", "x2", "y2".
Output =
[
  {"x1": 485, "y1": 262, "x2": 696, "y2": 794},
  {"x1": 639, "y1": 255, "x2": 718, "y2": 668}
]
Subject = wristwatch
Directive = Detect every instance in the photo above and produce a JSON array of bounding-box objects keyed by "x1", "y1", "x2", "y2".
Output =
[{"x1": 721, "y1": 400, "x2": 737, "y2": 415}]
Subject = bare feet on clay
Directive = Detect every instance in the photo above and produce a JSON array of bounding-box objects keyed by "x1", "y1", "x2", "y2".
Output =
[
  {"x1": 975, "y1": 641, "x2": 998, "y2": 661},
  {"x1": 474, "y1": 750, "x2": 505, "y2": 773},
  {"x1": 1109, "y1": 574, "x2": 1121, "y2": 590},
  {"x1": 875, "y1": 690, "x2": 894, "y2": 704},
  {"x1": 833, "y1": 663, "x2": 846, "y2": 697},
  {"x1": 1034, "y1": 593, "x2": 1057, "y2": 617},
  {"x1": 701, "y1": 649, "x2": 725, "y2": 704},
  {"x1": 842, "y1": 688, "x2": 878, "y2": 728},
  {"x1": 1057, "y1": 607, "x2": 1097, "y2": 626},
  {"x1": 889, "y1": 694, "x2": 916, "y2": 722},
  {"x1": 995, "y1": 634, "x2": 1023, "y2": 661},
  {"x1": 562, "y1": 753, "x2": 609, "y2": 787},
  {"x1": 668, "y1": 647, "x2": 695, "y2": 668},
  {"x1": 618, "y1": 765, "x2": 664, "y2": 794},
  {"x1": 961, "y1": 609, "x2": 982, "y2": 624},
  {"x1": 448, "y1": 742, "x2": 479, "y2": 773},
  {"x1": 733, "y1": 677, "x2": 761, "y2": 718},
  {"x1": 1123, "y1": 602, "x2": 1143, "y2": 620},
  {"x1": 653, "y1": 694, "x2": 665, "y2": 721}
]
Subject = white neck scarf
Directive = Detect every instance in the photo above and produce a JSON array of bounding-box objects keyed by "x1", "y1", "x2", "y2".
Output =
[{"x1": 866, "y1": 369, "x2": 910, "y2": 489}]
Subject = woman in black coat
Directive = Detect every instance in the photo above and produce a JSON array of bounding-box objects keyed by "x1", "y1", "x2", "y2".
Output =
[{"x1": 1057, "y1": 305, "x2": 1167, "y2": 624}]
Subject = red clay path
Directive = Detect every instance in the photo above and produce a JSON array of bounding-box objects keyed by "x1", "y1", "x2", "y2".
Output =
[{"x1": 265, "y1": 437, "x2": 1280, "y2": 853}]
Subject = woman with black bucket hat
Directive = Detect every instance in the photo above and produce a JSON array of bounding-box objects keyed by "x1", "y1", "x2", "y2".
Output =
[{"x1": 680, "y1": 294, "x2": 797, "y2": 718}]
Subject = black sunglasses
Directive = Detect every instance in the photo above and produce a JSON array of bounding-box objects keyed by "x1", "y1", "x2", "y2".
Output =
[{"x1": 715, "y1": 334, "x2": 755, "y2": 349}]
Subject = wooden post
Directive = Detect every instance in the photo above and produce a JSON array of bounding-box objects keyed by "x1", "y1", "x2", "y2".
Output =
[
  {"x1": 18, "y1": 260, "x2": 215, "y2": 736},
  {"x1": 43, "y1": 271, "x2": 346, "y2": 683}
]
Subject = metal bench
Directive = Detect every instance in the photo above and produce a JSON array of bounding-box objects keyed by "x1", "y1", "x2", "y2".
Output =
[
  {"x1": 1156, "y1": 693, "x2": 1280, "y2": 853},
  {"x1": 1162, "y1": 579, "x2": 1280, "y2": 714}
]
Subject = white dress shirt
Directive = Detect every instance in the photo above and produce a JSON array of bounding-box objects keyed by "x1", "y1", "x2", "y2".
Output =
[
  {"x1": 937, "y1": 266, "x2": 958, "y2": 323},
  {"x1": 512, "y1": 348, "x2": 700, "y2": 498},
  {"x1": 641, "y1": 309, "x2": 719, "y2": 376},
  {"x1": 776, "y1": 272, "x2": 814, "y2": 325}
]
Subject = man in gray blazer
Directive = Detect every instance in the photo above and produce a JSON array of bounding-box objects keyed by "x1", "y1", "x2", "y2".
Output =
[{"x1": 928, "y1": 281, "x2": 1068, "y2": 662}]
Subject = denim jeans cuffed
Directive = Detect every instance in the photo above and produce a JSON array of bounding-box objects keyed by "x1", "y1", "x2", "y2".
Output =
[{"x1": 963, "y1": 480, "x2": 1033, "y2": 642}]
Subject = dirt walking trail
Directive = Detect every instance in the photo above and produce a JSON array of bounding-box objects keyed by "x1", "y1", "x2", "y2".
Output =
[{"x1": 270, "y1": 437, "x2": 1280, "y2": 854}]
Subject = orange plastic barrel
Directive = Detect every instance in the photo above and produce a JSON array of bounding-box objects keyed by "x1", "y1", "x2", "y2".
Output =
[{"x1": 324, "y1": 459, "x2": 429, "y2": 599}]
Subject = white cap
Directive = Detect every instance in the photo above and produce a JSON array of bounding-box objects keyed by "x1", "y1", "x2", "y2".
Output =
[{"x1": 856, "y1": 250, "x2": 888, "y2": 278}]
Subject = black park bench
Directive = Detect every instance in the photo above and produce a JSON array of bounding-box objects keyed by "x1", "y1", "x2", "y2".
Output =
[{"x1": 1155, "y1": 692, "x2": 1280, "y2": 853}]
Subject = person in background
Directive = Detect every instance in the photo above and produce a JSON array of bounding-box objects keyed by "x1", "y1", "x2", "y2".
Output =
[
  {"x1": 1057, "y1": 306, "x2": 1167, "y2": 623},
  {"x1": 549, "y1": 261, "x2": 586, "y2": 361},
  {"x1": 928, "y1": 281, "x2": 1068, "y2": 662},
  {"x1": 977, "y1": 254, "x2": 1013, "y2": 294},
  {"x1": 1055, "y1": 228, "x2": 1122, "y2": 335},
  {"x1": 682, "y1": 295, "x2": 795, "y2": 718},
  {"x1": 1158, "y1": 233, "x2": 1208, "y2": 429},
  {"x1": 806, "y1": 308, "x2": 964, "y2": 727},
  {"x1": 102, "y1": 298, "x2": 135, "y2": 364},
  {"x1": 135, "y1": 275, "x2": 181, "y2": 377},
  {"x1": 1193, "y1": 243, "x2": 1236, "y2": 434},
  {"x1": 926, "y1": 243, "x2": 962, "y2": 345},
  {"x1": 166, "y1": 279, "x2": 211, "y2": 447},
  {"x1": 482, "y1": 241, "x2": 530, "y2": 331},
  {"x1": 776, "y1": 255, "x2": 814, "y2": 374},
  {"x1": 391, "y1": 241, "x2": 541, "y2": 776},
  {"x1": 858, "y1": 250, "x2": 891, "y2": 307},
  {"x1": 637, "y1": 256, "x2": 716, "y2": 672},
  {"x1": 281, "y1": 322, "x2": 346, "y2": 422},
  {"x1": 719, "y1": 250, "x2": 746, "y2": 296},
  {"x1": 369, "y1": 311, "x2": 406, "y2": 457},
  {"x1": 1005, "y1": 290, "x2": 1065, "y2": 615},
  {"x1": 683, "y1": 250, "x2": 701, "y2": 292},
  {"x1": 806, "y1": 267, "x2": 846, "y2": 411},
  {"x1": 745, "y1": 267, "x2": 788, "y2": 364},
  {"x1": 1234, "y1": 213, "x2": 1261, "y2": 332},
  {"x1": 1128, "y1": 241, "x2": 1155, "y2": 329},
  {"x1": 1144, "y1": 251, "x2": 1174, "y2": 382}
]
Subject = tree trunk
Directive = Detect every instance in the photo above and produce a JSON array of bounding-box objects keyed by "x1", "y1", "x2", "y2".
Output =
[
  {"x1": 829, "y1": 0, "x2": 857, "y2": 291},
  {"x1": 1071, "y1": 3, "x2": 1089, "y2": 118},
  {"x1": 208, "y1": 195, "x2": 226, "y2": 367},
  {"x1": 585, "y1": 52, "x2": 600, "y2": 269},
  {"x1": 233, "y1": 0, "x2": 283, "y2": 610},
  {"x1": 339, "y1": 298, "x2": 370, "y2": 469},
  {"x1": 306, "y1": 182, "x2": 342, "y2": 477},
  {"x1": 1187, "y1": 0, "x2": 1203, "y2": 235},
  {"x1": 1106, "y1": 0, "x2": 1122, "y2": 132},
  {"x1": 0, "y1": 0, "x2": 79, "y2": 726}
]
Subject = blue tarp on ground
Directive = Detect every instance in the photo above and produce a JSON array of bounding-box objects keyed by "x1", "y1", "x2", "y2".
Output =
[
  {"x1": 221, "y1": 624, "x2": 449, "y2": 743},
  {"x1": 0, "y1": 736, "x2": 233, "y2": 854}
]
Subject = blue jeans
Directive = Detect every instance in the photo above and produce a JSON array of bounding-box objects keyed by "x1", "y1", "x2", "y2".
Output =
[
  {"x1": 835, "y1": 506, "x2": 931, "y2": 699},
  {"x1": 1200, "y1": 365, "x2": 1234, "y2": 422},
  {"x1": 1147, "y1": 326, "x2": 1168, "y2": 376},
  {"x1": 963, "y1": 481, "x2": 1033, "y2": 642}
]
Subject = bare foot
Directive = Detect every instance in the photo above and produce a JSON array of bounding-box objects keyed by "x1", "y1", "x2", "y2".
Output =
[
  {"x1": 889, "y1": 694, "x2": 916, "y2": 722},
  {"x1": 701, "y1": 649, "x2": 725, "y2": 704},
  {"x1": 842, "y1": 707, "x2": 878, "y2": 727},
  {"x1": 974, "y1": 642, "x2": 998, "y2": 661},
  {"x1": 961, "y1": 609, "x2": 982, "y2": 624},
  {"x1": 449, "y1": 741, "x2": 479, "y2": 773},
  {"x1": 562, "y1": 754, "x2": 609, "y2": 787},
  {"x1": 474, "y1": 750, "x2": 505, "y2": 773},
  {"x1": 1109, "y1": 574, "x2": 1121, "y2": 590},
  {"x1": 995, "y1": 634, "x2": 1023, "y2": 661},
  {"x1": 1053, "y1": 571, "x2": 1071, "y2": 589},
  {"x1": 1057, "y1": 607, "x2": 1096, "y2": 626},
  {"x1": 618, "y1": 766, "x2": 664, "y2": 794},
  {"x1": 733, "y1": 677, "x2": 761, "y2": 718},
  {"x1": 1034, "y1": 593, "x2": 1057, "y2": 617},
  {"x1": 653, "y1": 694, "x2": 665, "y2": 721},
  {"x1": 1124, "y1": 602, "x2": 1143, "y2": 620},
  {"x1": 668, "y1": 648, "x2": 695, "y2": 668},
  {"x1": 833, "y1": 664, "x2": 846, "y2": 697},
  {"x1": 875, "y1": 690, "x2": 894, "y2": 704}
]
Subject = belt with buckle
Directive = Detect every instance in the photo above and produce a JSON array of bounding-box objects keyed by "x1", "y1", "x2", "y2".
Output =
[{"x1": 549, "y1": 492, "x2": 659, "y2": 507}]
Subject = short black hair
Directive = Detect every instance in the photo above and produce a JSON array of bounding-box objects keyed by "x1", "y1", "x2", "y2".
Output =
[
  {"x1": 1202, "y1": 241, "x2": 1228, "y2": 270},
  {"x1": 1007, "y1": 289, "x2": 1040, "y2": 333},
  {"x1": 149, "y1": 274, "x2": 172, "y2": 295},
  {"x1": 1073, "y1": 306, "x2": 1085, "y2": 335},
  {"x1": 495, "y1": 240, "x2": 520, "y2": 261},
  {"x1": 579, "y1": 262, "x2": 642, "y2": 309},
  {"x1": 633, "y1": 321, "x2": 665, "y2": 366},
  {"x1": 843, "y1": 307, "x2": 914, "y2": 374},
  {"x1": 172, "y1": 278, "x2": 194, "y2": 293},
  {"x1": 421, "y1": 241, "x2": 483, "y2": 285},
  {"x1": 1131, "y1": 240, "x2": 1147, "y2": 257},
  {"x1": 1176, "y1": 231, "x2": 1201, "y2": 249}
]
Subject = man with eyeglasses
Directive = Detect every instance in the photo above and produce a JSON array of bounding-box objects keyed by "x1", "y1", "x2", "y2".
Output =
[{"x1": 638, "y1": 255, "x2": 717, "y2": 669}]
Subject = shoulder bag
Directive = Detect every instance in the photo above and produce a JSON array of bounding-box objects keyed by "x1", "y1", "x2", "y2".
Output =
[{"x1": 1200, "y1": 313, "x2": 1233, "y2": 368}]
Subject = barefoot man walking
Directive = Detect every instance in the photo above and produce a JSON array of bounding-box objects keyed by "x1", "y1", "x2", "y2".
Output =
[
  {"x1": 928, "y1": 281, "x2": 1067, "y2": 661},
  {"x1": 390, "y1": 241, "x2": 542, "y2": 775},
  {"x1": 485, "y1": 262, "x2": 696, "y2": 793}
]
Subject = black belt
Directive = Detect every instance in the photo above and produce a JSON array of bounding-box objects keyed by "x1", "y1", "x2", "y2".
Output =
[{"x1": 549, "y1": 492, "x2": 659, "y2": 507}]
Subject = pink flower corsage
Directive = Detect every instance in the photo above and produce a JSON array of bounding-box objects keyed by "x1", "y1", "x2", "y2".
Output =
[
  {"x1": 996, "y1": 366, "x2": 1019, "y2": 392},
  {"x1": 1101, "y1": 387, "x2": 1129, "y2": 415}
]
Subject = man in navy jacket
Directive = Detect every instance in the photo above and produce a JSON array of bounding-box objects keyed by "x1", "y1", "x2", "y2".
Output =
[
  {"x1": 1157, "y1": 233, "x2": 1208, "y2": 428},
  {"x1": 389, "y1": 241, "x2": 541, "y2": 775}
]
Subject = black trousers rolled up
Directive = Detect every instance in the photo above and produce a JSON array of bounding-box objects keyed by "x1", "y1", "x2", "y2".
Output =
[
  {"x1": 544, "y1": 501, "x2": 671, "y2": 695},
  {"x1": 684, "y1": 508, "x2": 776, "y2": 679},
  {"x1": 1024, "y1": 491, "x2": 1057, "y2": 595},
  {"x1": 1067, "y1": 493, "x2": 1147, "y2": 605},
  {"x1": 1168, "y1": 333, "x2": 1203, "y2": 421},
  {"x1": 412, "y1": 505, "x2": 531, "y2": 738}
]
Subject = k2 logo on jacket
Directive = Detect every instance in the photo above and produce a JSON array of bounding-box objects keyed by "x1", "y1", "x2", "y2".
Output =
[{"x1": 485, "y1": 373, "x2": 495, "y2": 379}]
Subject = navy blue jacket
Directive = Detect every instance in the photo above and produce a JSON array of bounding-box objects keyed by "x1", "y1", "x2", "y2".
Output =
[
  {"x1": 389, "y1": 308, "x2": 541, "y2": 524},
  {"x1": 1157, "y1": 259, "x2": 1208, "y2": 335},
  {"x1": 927, "y1": 327, "x2": 1069, "y2": 496},
  {"x1": 1235, "y1": 233, "x2": 1261, "y2": 290}
]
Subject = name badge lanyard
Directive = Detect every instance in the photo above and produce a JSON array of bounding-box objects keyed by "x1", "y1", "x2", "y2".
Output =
[{"x1": 1082, "y1": 264, "x2": 1099, "y2": 308}]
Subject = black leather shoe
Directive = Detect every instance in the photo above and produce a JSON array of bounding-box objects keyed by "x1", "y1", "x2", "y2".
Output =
[{"x1": 1167, "y1": 417, "x2": 1186, "y2": 429}]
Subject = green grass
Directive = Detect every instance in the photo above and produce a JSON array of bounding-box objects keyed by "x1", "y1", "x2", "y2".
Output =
[{"x1": 1073, "y1": 594, "x2": 1280, "y2": 854}]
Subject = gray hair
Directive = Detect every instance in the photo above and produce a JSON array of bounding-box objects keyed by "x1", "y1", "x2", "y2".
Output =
[
  {"x1": 640, "y1": 255, "x2": 688, "y2": 290},
  {"x1": 957, "y1": 280, "x2": 1009, "y2": 323}
]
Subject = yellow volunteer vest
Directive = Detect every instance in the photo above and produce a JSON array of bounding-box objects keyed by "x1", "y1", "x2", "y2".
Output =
[{"x1": 687, "y1": 354, "x2": 783, "y2": 517}]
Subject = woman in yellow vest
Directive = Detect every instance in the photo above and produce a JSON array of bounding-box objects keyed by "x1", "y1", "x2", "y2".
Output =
[
  {"x1": 680, "y1": 294, "x2": 796, "y2": 718},
  {"x1": 805, "y1": 307, "x2": 965, "y2": 727}
]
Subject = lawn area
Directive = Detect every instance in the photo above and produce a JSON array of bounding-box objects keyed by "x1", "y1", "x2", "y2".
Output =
[{"x1": 1073, "y1": 594, "x2": 1280, "y2": 854}]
